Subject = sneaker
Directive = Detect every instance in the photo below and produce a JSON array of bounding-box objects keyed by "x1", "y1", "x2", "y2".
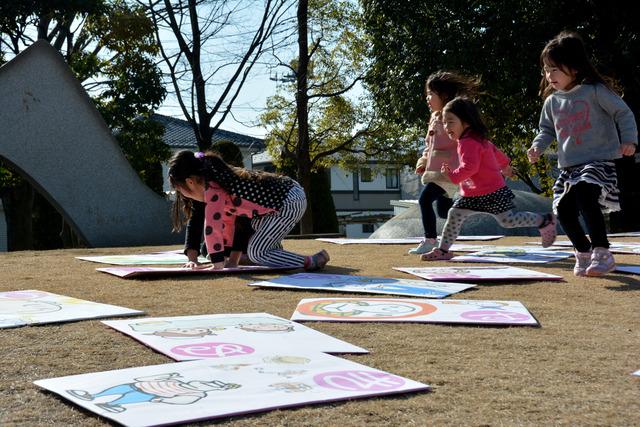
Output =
[
  {"x1": 408, "y1": 238, "x2": 437, "y2": 254},
  {"x1": 586, "y1": 247, "x2": 615, "y2": 277},
  {"x1": 420, "y1": 247, "x2": 454, "y2": 261},
  {"x1": 305, "y1": 250, "x2": 330, "y2": 271},
  {"x1": 538, "y1": 213, "x2": 557, "y2": 248},
  {"x1": 573, "y1": 250, "x2": 592, "y2": 277}
]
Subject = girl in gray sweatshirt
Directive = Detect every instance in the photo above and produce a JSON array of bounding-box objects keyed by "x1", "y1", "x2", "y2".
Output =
[
  {"x1": 528, "y1": 31, "x2": 637, "y2": 277},
  {"x1": 527, "y1": 31, "x2": 638, "y2": 276}
]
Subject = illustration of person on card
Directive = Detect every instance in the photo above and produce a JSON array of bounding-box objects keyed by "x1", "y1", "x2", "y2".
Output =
[
  {"x1": 147, "y1": 326, "x2": 225, "y2": 339},
  {"x1": 66, "y1": 373, "x2": 240, "y2": 413},
  {"x1": 317, "y1": 301, "x2": 418, "y2": 317},
  {"x1": 236, "y1": 322, "x2": 294, "y2": 333}
]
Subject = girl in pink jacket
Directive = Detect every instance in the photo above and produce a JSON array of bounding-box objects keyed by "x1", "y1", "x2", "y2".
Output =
[
  {"x1": 168, "y1": 151, "x2": 329, "y2": 270},
  {"x1": 421, "y1": 97, "x2": 557, "y2": 261},
  {"x1": 409, "y1": 71, "x2": 480, "y2": 255}
]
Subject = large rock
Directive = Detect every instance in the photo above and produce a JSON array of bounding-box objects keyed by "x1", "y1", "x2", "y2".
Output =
[{"x1": 371, "y1": 190, "x2": 559, "y2": 238}]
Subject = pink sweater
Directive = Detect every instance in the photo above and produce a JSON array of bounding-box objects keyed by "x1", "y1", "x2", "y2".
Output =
[{"x1": 446, "y1": 132, "x2": 510, "y2": 197}]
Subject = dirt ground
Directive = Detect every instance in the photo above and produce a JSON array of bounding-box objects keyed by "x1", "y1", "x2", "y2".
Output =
[{"x1": 1, "y1": 236, "x2": 639, "y2": 426}]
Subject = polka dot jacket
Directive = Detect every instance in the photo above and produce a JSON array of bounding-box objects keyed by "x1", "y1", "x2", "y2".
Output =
[{"x1": 202, "y1": 160, "x2": 295, "y2": 262}]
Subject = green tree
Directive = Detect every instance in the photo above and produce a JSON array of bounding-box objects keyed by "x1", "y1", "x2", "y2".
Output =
[
  {"x1": 361, "y1": 0, "x2": 639, "y2": 196},
  {"x1": 261, "y1": 0, "x2": 416, "y2": 233},
  {"x1": 0, "y1": 0, "x2": 168, "y2": 248}
]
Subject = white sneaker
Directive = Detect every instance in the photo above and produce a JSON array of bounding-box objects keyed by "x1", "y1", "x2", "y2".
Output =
[
  {"x1": 585, "y1": 247, "x2": 615, "y2": 277},
  {"x1": 408, "y1": 238, "x2": 437, "y2": 254},
  {"x1": 573, "y1": 250, "x2": 592, "y2": 277}
]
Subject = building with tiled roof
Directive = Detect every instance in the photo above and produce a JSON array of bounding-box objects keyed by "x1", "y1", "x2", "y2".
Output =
[
  {"x1": 152, "y1": 114, "x2": 266, "y2": 192},
  {"x1": 152, "y1": 113, "x2": 265, "y2": 151}
]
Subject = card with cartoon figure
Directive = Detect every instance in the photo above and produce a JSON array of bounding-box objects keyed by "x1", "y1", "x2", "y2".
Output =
[
  {"x1": 103, "y1": 313, "x2": 367, "y2": 360},
  {"x1": 0, "y1": 290, "x2": 143, "y2": 329},
  {"x1": 316, "y1": 236, "x2": 504, "y2": 245},
  {"x1": 451, "y1": 248, "x2": 572, "y2": 264},
  {"x1": 393, "y1": 266, "x2": 562, "y2": 282},
  {"x1": 290, "y1": 297, "x2": 539, "y2": 326},
  {"x1": 96, "y1": 265, "x2": 294, "y2": 279},
  {"x1": 34, "y1": 349, "x2": 429, "y2": 426},
  {"x1": 77, "y1": 252, "x2": 210, "y2": 265},
  {"x1": 248, "y1": 273, "x2": 475, "y2": 298}
]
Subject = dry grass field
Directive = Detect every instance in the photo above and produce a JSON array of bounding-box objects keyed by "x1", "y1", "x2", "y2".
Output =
[{"x1": 1, "y1": 236, "x2": 639, "y2": 426}]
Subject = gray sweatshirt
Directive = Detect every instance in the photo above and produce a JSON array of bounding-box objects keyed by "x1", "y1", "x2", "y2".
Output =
[{"x1": 531, "y1": 83, "x2": 638, "y2": 168}]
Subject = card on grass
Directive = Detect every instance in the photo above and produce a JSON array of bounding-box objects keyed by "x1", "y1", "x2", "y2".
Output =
[
  {"x1": 96, "y1": 265, "x2": 295, "y2": 279},
  {"x1": 291, "y1": 297, "x2": 539, "y2": 326},
  {"x1": 77, "y1": 253, "x2": 209, "y2": 265},
  {"x1": 316, "y1": 235, "x2": 504, "y2": 245},
  {"x1": 0, "y1": 290, "x2": 143, "y2": 329},
  {"x1": 527, "y1": 240, "x2": 640, "y2": 254},
  {"x1": 103, "y1": 313, "x2": 367, "y2": 359},
  {"x1": 393, "y1": 266, "x2": 563, "y2": 282},
  {"x1": 248, "y1": 273, "x2": 475, "y2": 298},
  {"x1": 34, "y1": 349, "x2": 429, "y2": 427},
  {"x1": 451, "y1": 248, "x2": 572, "y2": 264},
  {"x1": 615, "y1": 265, "x2": 640, "y2": 275}
]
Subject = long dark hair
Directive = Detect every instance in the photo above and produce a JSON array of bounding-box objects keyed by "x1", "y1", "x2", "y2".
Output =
[
  {"x1": 168, "y1": 150, "x2": 283, "y2": 231},
  {"x1": 425, "y1": 71, "x2": 482, "y2": 105},
  {"x1": 442, "y1": 97, "x2": 488, "y2": 140},
  {"x1": 539, "y1": 31, "x2": 616, "y2": 99}
]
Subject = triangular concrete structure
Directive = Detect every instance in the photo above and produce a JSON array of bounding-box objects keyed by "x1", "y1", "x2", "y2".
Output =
[{"x1": 0, "y1": 40, "x2": 180, "y2": 247}]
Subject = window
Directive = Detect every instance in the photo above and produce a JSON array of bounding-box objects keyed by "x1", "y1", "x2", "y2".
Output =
[
  {"x1": 360, "y1": 168, "x2": 373, "y2": 182},
  {"x1": 385, "y1": 168, "x2": 399, "y2": 189},
  {"x1": 362, "y1": 223, "x2": 374, "y2": 233}
]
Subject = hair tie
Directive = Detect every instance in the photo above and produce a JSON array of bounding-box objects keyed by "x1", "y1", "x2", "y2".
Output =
[{"x1": 194, "y1": 151, "x2": 205, "y2": 159}]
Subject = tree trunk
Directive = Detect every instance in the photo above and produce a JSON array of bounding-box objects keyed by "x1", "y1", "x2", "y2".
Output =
[{"x1": 296, "y1": 0, "x2": 313, "y2": 234}]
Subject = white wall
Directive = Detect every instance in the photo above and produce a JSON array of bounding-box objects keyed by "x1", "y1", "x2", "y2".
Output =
[
  {"x1": 330, "y1": 165, "x2": 399, "y2": 191},
  {"x1": 330, "y1": 168, "x2": 353, "y2": 191},
  {"x1": 345, "y1": 222, "x2": 383, "y2": 238}
]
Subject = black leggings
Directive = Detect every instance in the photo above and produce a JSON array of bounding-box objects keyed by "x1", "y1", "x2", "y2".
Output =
[
  {"x1": 556, "y1": 181, "x2": 609, "y2": 252},
  {"x1": 418, "y1": 182, "x2": 453, "y2": 239}
]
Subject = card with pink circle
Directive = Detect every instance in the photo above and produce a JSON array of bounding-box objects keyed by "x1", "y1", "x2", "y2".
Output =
[
  {"x1": 34, "y1": 349, "x2": 429, "y2": 426},
  {"x1": 103, "y1": 312, "x2": 367, "y2": 361},
  {"x1": 290, "y1": 297, "x2": 539, "y2": 326}
]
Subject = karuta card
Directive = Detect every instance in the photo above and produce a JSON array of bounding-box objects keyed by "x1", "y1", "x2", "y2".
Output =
[
  {"x1": 0, "y1": 290, "x2": 143, "y2": 329},
  {"x1": 393, "y1": 266, "x2": 562, "y2": 282},
  {"x1": 291, "y1": 297, "x2": 539, "y2": 326},
  {"x1": 248, "y1": 273, "x2": 475, "y2": 298},
  {"x1": 34, "y1": 349, "x2": 429, "y2": 427},
  {"x1": 103, "y1": 313, "x2": 367, "y2": 360}
]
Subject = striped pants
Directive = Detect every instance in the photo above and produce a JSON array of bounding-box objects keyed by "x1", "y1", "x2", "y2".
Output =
[{"x1": 247, "y1": 183, "x2": 307, "y2": 267}]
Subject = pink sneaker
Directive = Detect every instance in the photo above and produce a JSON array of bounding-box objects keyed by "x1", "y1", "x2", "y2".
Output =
[
  {"x1": 538, "y1": 213, "x2": 557, "y2": 248},
  {"x1": 573, "y1": 250, "x2": 592, "y2": 277},
  {"x1": 585, "y1": 247, "x2": 615, "y2": 277},
  {"x1": 421, "y1": 248, "x2": 454, "y2": 261},
  {"x1": 305, "y1": 250, "x2": 330, "y2": 271}
]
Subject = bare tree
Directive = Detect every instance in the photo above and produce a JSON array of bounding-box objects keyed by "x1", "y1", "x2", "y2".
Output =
[
  {"x1": 261, "y1": 0, "x2": 412, "y2": 234},
  {"x1": 141, "y1": 0, "x2": 295, "y2": 150}
]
